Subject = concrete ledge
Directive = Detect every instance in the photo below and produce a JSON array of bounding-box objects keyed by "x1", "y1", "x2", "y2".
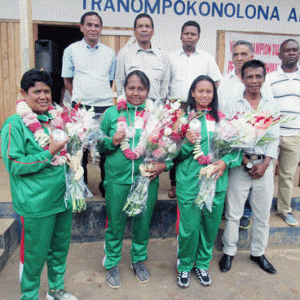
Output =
[
  {"x1": 0, "y1": 218, "x2": 20, "y2": 272},
  {"x1": 71, "y1": 200, "x2": 177, "y2": 243}
]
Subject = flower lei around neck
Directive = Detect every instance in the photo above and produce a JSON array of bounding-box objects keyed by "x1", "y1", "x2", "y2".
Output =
[
  {"x1": 16, "y1": 99, "x2": 68, "y2": 166},
  {"x1": 116, "y1": 95, "x2": 153, "y2": 160},
  {"x1": 189, "y1": 110, "x2": 213, "y2": 165}
]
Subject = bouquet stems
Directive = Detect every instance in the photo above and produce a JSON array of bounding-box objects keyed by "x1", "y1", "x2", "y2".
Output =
[
  {"x1": 194, "y1": 172, "x2": 217, "y2": 212},
  {"x1": 123, "y1": 175, "x2": 151, "y2": 217}
]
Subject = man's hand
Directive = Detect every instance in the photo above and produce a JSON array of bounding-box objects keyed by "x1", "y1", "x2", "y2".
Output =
[{"x1": 248, "y1": 162, "x2": 268, "y2": 179}]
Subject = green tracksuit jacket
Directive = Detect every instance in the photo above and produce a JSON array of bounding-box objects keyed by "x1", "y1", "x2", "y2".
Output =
[
  {"x1": 1, "y1": 113, "x2": 71, "y2": 218},
  {"x1": 176, "y1": 112, "x2": 242, "y2": 271},
  {"x1": 99, "y1": 102, "x2": 172, "y2": 268},
  {"x1": 1, "y1": 112, "x2": 73, "y2": 300}
]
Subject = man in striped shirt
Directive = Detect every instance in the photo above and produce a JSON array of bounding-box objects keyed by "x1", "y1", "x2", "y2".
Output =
[{"x1": 266, "y1": 39, "x2": 300, "y2": 227}]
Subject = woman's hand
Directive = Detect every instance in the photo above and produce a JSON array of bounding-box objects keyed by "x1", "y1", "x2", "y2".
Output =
[
  {"x1": 48, "y1": 134, "x2": 69, "y2": 156},
  {"x1": 113, "y1": 130, "x2": 126, "y2": 146},
  {"x1": 186, "y1": 129, "x2": 197, "y2": 144},
  {"x1": 211, "y1": 159, "x2": 227, "y2": 180},
  {"x1": 147, "y1": 162, "x2": 167, "y2": 181}
]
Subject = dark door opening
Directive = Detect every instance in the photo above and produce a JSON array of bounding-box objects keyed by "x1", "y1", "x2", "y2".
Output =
[{"x1": 36, "y1": 24, "x2": 82, "y2": 104}]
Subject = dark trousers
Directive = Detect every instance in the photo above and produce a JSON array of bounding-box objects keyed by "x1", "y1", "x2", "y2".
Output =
[
  {"x1": 72, "y1": 102, "x2": 110, "y2": 184},
  {"x1": 169, "y1": 159, "x2": 178, "y2": 186}
]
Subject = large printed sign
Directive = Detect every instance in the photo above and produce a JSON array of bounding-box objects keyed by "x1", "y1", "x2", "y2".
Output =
[
  {"x1": 82, "y1": 0, "x2": 300, "y2": 22},
  {"x1": 223, "y1": 32, "x2": 300, "y2": 75}
]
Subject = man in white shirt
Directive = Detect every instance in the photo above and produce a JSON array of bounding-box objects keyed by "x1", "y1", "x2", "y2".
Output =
[
  {"x1": 168, "y1": 20, "x2": 222, "y2": 102},
  {"x1": 116, "y1": 13, "x2": 169, "y2": 102},
  {"x1": 62, "y1": 11, "x2": 116, "y2": 195},
  {"x1": 219, "y1": 60, "x2": 279, "y2": 275},
  {"x1": 266, "y1": 39, "x2": 300, "y2": 227},
  {"x1": 167, "y1": 20, "x2": 222, "y2": 198},
  {"x1": 218, "y1": 40, "x2": 274, "y2": 229}
]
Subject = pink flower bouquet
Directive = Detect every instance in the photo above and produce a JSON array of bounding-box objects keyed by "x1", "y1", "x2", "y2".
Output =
[{"x1": 123, "y1": 99, "x2": 188, "y2": 217}]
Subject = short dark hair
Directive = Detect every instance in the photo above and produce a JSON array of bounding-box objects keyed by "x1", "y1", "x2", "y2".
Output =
[
  {"x1": 280, "y1": 39, "x2": 299, "y2": 54},
  {"x1": 186, "y1": 75, "x2": 219, "y2": 122},
  {"x1": 21, "y1": 68, "x2": 53, "y2": 93},
  {"x1": 181, "y1": 20, "x2": 201, "y2": 35},
  {"x1": 232, "y1": 40, "x2": 253, "y2": 53},
  {"x1": 80, "y1": 11, "x2": 103, "y2": 26},
  {"x1": 241, "y1": 59, "x2": 266, "y2": 79},
  {"x1": 134, "y1": 13, "x2": 154, "y2": 29},
  {"x1": 124, "y1": 70, "x2": 150, "y2": 92}
]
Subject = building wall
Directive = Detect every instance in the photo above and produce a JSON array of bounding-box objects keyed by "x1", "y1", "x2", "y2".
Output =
[
  {"x1": 1, "y1": 0, "x2": 300, "y2": 125},
  {"x1": 0, "y1": 20, "x2": 21, "y2": 127},
  {"x1": 1, "y1": 0, "x2": 300, "y2": 55},
  {"x1": 0, "y1": 19, "x2": 131, "y2": 127}
]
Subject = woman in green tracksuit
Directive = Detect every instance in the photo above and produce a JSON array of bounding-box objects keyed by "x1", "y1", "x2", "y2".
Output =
[
  {"x1": 1, "y1": 69, "x2": 78, "y2": 300},
  {"x1": 176, "y1": 75, "x2": 242, "y2": 288},
  {"x1": 99, "y1": 70, "x2": 171, "y2": 289}
]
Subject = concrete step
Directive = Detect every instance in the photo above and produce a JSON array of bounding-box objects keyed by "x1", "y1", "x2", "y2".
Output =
[
  {"x1": 0, "y1": 197, "x2": 299, "y2": 273},
  {"x1": 216, "y1": 211, "x2": 300, "y2": 251},
  {"x1": 0, "y1": 218, "x2": 20, "y2": 272}
]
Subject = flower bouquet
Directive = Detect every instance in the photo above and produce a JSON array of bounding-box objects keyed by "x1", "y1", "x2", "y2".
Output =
[
  {"x1": 64, "y1": 103, "x2": 105, "y2": 212},
  {"x1": 213, "y1": 110, "x2": 283, "y2": 158},
  {"x1": 123, "y1": 99, "x2": 189, "y2": 217},
  {"x1": 194, "y1": 109, "x2": 283, "y2": 212}
]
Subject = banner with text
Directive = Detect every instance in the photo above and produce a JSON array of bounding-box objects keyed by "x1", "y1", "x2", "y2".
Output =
[{"x1": 223, "y1": 32, "x2": 300, "y2": 75}]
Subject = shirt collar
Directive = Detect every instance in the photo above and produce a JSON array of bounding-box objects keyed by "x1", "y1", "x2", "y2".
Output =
[
  {"x1": 133, "y1": 41, "x2": 157, "y2": 55},
  {"x1": 127, "y1": 101, "x2": 146, "y2": 110},
  {"x1": 82, "y1": 38, "x2": 101, "y2": 50},
  {"x1": 238, "y1": 93, "x2": 269, "y2": 107},
  {"x1": 179, "y1": 47, "x2": 200, "y2": 56},
  {"x1": 277, "y1": 65, "x2": 300, "y2": 76},
  {"x1": 37, "y1": 111, "x2": 53, "y2": 123}
]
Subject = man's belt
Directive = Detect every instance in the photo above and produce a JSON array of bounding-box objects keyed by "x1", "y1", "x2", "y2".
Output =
[{"x1": 245, "y1": 154, "x2": 265, "y2": 160}]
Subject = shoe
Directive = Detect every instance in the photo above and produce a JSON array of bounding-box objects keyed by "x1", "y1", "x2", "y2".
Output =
[
  {"x1": 278, "y1": 212, "x2": 298, "y2": 226},
  {"x1": 99, "y1": 181, "x2": 105, "y2": 198},
  {"x1": 194, "y1": 268, "x2": 212, "y2": 286},
  {"x1": 46, "y1": 289, "x2": 78, "y2": 300},
  {"x1": 168, "y1": 186, "x2": 176, "y2": 199},
  {"x1": 239, "y1": 216, "x2": 251, "y2": 229},
  {"x1": 250, "y1": 254, "x2": 277, "y2": 274},
  {"x1": 219, "y1": 254, "x2": 234, "y2": 272},
  {"x1": 107, "y1": 266, "x2": 121, "y2": 288},
  {"x1": 177, "y1": 271, "x2": 190, "y2": 288},
  {"x1": 131, "y1": 261, "x2": 150, "y2": 283}
]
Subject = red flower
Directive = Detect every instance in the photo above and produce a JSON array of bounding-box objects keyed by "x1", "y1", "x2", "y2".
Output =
[
  {"x1": 180, "y1": 124, "x2": 189, "y2": 138},
  {"x1": 73, "y1": 102, "x2": 81, "y2": 111},
  {"x1": 29, "y1": 122, "x2": 42, "y2": 132},
  {"x1": 117, "y1": 99, "x2": 127, "y2": 111},
  {"x1": 118, "y1": 116, "x2": 126, "y2": 122},
  {"x1": 171, "y1": 132, "x2": 182, "y2": 142}
]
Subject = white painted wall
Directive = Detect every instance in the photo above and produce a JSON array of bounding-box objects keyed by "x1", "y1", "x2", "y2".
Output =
[{"x1": 1, "y1": 0, "x2": 300, "y2": 56}]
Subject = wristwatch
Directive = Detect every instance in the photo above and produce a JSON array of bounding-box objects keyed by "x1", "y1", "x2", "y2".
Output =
[{"x1": 245, "y1": 161, "x2": 254, "y2": 171}]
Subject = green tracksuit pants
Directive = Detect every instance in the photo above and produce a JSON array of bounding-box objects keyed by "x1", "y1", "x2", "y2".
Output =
[
  {"x1": 19, "y1": 208, "x2": 73, "y2": 300},
  {"x1": 177, "y1": 191, "x2": 225, "y2": 271},
  {"x1": 103, "y1": 180, "x2": 158, "y2": 270}
]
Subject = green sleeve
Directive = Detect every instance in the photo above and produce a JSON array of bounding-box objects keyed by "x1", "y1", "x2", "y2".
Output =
[
  {"x1": 176, "y1": 140, "x2": 194, "y2": 161},
  {"x1": 1, "y1": 121, "x2": 53, "y2": 176},
  {"x1": 221, "y1": 149, "x2": 243, "y2": 169},
  {"x1": 164, "y1": 159, "x2": 174, "y2": 172},
  {"x1": 98, "y1": 109, "x2": 118, "y2": 154}
]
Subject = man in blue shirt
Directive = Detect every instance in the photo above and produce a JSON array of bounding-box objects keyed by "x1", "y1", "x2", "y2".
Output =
[{"x1": 62, "y1": 11, "x2": 116, "y2": 194}]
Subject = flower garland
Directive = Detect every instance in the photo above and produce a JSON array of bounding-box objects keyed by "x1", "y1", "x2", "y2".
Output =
[
  {"x1": 189, "y1": 113, "x2": 212, "y2": 166},
  {"x1": 16, "y1": 99, "x2": 68, "y2": 166},
  {"x1": 116, "y1": 95, "x2": 153, "y2": 160}
]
